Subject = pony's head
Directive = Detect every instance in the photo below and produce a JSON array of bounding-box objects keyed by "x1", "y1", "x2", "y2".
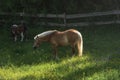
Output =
[
  {"x1": 33, "y1": 30, "x2": 57, "y2": 49},
  {"x1": 33, "y1": 35, "x2": 40, "y2": 49},
  {"x1": 33, "y1": 35, "x2": 44, "y2": 49}
]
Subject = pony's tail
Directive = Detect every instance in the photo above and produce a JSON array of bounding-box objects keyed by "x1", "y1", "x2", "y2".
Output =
[{"x1": 77, "y1": 36, "x2": 83, "y2": 57}]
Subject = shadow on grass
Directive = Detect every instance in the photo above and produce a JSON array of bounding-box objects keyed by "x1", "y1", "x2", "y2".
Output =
[
  {"x1": 0, "y1": 40, "x2": 76, "y2": 66},
  {"x1": 1, "y1": 24, "x2": 120, "y2": 67},
  {"x1": 61, "y1": 63, "x2": 106, "y2": 80},
  {"x1": 0, "y1": 42, "x2": 54, "y2": 66},
  {"x1": 18, "y1": 54, "x2": 120, "y2": 80},
  {"x1": 19, "y1": 75, "x2": 38, "y2": 80}
]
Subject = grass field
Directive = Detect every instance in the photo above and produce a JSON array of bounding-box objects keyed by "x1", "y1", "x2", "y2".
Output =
[{"x1": 0, "y1": 24, "x2": 120, "y2": 80}]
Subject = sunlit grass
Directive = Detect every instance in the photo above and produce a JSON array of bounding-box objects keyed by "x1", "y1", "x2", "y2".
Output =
[
  {"x1": 0, "y1": 25, "x2": 120, "y2": 80},
  {"x1": 0, "y1": 56, "x2": 102, "y2": 80},
  {"x1": 0, "y1": 54, "x2": 119, "y2": 80}
]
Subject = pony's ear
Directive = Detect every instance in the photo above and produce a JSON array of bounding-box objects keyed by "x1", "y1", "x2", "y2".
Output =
[
  {"x1": 34, "y1": 35, "x2": 38, "y2": 40},
  {"x1": 36, "y1": 36, "x2": 39, "y2": 39}
]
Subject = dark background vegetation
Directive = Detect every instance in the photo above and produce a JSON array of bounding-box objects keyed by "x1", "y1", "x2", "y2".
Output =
[
  {"x1": 0, "y1": 0, "x2": 119, "y2": 13},
  {"x1": 0, "y1": 0, "x2": 120, "y2": 28}
]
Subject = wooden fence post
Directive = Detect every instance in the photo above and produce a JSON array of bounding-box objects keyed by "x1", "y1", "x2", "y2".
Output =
[
  {"x1": 115, "y1": 0, "x2": 120, "y2": 20},
  {"x1": 63, "y1": 12, "x2": 67, "y2": 26},
  {"x1": 44, "y1": 13, "x2": 48, "y2": 26}
]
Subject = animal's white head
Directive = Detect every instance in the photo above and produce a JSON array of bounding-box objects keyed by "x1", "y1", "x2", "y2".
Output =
[{"x1": 12, "y1": 24, "x2": 18, "y2": 28}]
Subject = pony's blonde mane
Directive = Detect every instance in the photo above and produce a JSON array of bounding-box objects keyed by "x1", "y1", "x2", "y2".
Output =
[{"x1": 34, "y1": 30, "x2": 57, "y2": 40}]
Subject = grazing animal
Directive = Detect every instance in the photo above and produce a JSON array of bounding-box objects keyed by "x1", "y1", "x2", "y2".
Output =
[
  {"x1": 11, "y1": 24, "x2": 27, "y2": 42},
  {"x1": 33, "y1": 29, "x2": 83, "y2": 59}
]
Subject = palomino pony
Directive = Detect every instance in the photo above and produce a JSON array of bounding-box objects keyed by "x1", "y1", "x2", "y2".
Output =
[
  {"x1": 33, "y1": 29, "x2": 83, "y2": 59},
  {"x1": 11, "y1": 24, "x2": 27, "y2": 42}
]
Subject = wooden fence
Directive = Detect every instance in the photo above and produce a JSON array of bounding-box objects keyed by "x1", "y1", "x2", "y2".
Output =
[{"x1": 0, "y1": 10, "x2": 120, "y2": 26}]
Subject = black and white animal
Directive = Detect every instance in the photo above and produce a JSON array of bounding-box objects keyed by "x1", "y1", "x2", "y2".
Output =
[{"x1": 11, "y1": 24, "x2": 27, "y2": 42}]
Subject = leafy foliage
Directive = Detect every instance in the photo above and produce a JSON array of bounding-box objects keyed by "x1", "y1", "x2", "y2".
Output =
[{"x1": 0, "y1": 0, "x2": 120, "y2": 13}]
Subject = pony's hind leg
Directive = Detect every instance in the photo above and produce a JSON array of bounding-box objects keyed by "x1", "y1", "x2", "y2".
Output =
[{"x1": 71, "y1": 44, "x2": 76, "y2": 57}]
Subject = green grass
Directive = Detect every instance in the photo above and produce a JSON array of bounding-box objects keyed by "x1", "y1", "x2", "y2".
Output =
[{"x1": 0, "y1": 24, "x2": 120, "y2": 80}]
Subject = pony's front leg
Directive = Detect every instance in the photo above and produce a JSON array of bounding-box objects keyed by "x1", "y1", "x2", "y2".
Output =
[
  {"x1": 14, "y1": 35, "x2": 17, "y2": 42},
  {"x1": 20, "y1": 32, "x2": 24, "y2": 42},
  {"x1": 52, "y1": 46, "x2": 59, "y2": 60}
]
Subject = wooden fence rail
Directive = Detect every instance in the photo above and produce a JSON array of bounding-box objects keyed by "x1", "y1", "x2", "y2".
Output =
[
  {"x1": 41, "y1": 20, "x2": 120, "y2": 26},
  {"x1": 0, "y1": 10, "x2": 120, "y2": 26}
]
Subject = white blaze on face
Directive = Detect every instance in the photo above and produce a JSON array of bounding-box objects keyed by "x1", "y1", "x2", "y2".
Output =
[{"x1": 12, "y1": 24, "x2": 18, "y2": 27}]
